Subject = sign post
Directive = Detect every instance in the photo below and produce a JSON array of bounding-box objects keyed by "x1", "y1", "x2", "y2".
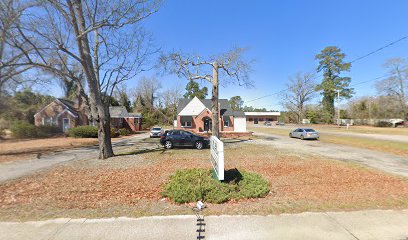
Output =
[{"x1": 210, "y1": 136, "x2": 224, "y2": 181}]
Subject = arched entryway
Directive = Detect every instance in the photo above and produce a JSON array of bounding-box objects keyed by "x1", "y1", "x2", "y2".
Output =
[{"x1": 203, "y1": 117, "x2": 212, "y2": 132}]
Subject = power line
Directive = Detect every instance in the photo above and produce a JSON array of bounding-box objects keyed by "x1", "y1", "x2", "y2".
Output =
[
  {"x1": 256, "y1": 73, "x2": 390, "y2": 109},
  {"x1": 350, "y1": 35, "x2": 408, "y2": 64},
  {"x1": 245, "y1": 35, "x2": 408, "y2": 104}
]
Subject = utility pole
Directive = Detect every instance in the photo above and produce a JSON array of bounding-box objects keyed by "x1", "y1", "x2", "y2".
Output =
[{"x1": 336, "y1": 90, "x2": 340, "y2": 126}]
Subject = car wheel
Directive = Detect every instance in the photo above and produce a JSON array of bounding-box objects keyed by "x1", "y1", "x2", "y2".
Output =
[
  {"x1": 300, "y1": 135, "x2": 304, "y2": 140},
  {"x1": 164, "y1": 140, "x2": 173, "y2": 149},
  {"x1": 195, "y1": 141, "x2": 203, "y2": 150}
]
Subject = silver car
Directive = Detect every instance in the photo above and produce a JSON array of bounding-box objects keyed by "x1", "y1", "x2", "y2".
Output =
[
  {"x1": 150, "y1": 127, "x2": 163, "y2": 138},
  {"x1": 289, "y1": 128, "x2": 319, "y2": 140}
]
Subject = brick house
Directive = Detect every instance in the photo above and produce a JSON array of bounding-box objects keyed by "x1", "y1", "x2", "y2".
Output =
[
  {"x1": 176, "y1": 97, "x2": 247, "y2": 133},
  {"x1": 245, "y1": 111, "x2": 281, "y2": 124},
  {"x1": 34, "y1": 98, "x2": 142, "y2": 133},
  {"x1": 109, "y1": 106, "x2": 142, "y2": 132}
]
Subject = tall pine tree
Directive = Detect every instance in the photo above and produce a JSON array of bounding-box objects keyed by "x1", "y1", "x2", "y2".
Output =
[
  {"x1": 315, "y1": 46, "x2": 354, "y2": 123},
  {"x1": 183, "y1": 81, "x2": 208, "y2": 99}
]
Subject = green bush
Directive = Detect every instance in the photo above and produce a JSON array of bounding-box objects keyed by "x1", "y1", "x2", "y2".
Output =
[
  {"x1": 36, "y1": 125, "x2": 60, "y2": 137},
  {"x1": 162, "y1": 168, "x2": 269, "y2": 204},
  {"x1": 68, "y1": 125, "x2": 98, "y2": 138},
  {"x1": 119, "y1": 128, "x2": 130, "y2": 136},
  {"x1": 110, "y1": 128, "x2": 120, "y2": 138},
  {"x1": 10, "y1": 122, "x2": 38, "y2": 138}
]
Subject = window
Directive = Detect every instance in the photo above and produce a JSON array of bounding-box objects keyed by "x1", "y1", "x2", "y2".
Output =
[
  {"x1": 223, "y1": 120, "x2": 230, "y2": 127},
  {"x1": 42, "y1": 117, "x2": 54, "y2": 126},
  {"x1": 248, "y1": 118, "x2": 253, "y2": 121},
  {"x1": 181, "y1": 131, "x2": 192, "y2": 136},
  {"x1": 181, "y1": 121, "x2": 192, "y2": 127}
]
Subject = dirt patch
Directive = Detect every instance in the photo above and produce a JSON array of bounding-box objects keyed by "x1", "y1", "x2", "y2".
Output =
[{"x1": 0, "y1": 143, "x2": 407, "y2": 220}]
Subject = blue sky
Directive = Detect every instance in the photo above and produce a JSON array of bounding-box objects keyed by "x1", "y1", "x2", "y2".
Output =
[{"x1": 48, "y1": 1, "x2": 408, "y2": 110}]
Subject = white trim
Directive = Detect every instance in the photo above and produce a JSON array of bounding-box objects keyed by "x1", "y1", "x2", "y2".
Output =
[
  {"x1": 181, "y1": 121, "x2": 192, "y2": 127},
  {"x1": 34, "y1": 101, "x2": 57, "y2": 117},
  {"x1": 196, "y1": 107, "x2": 211, "y2": 118},
  {"x1": 34, "y1": 99, "x2": 77, "y2": 117},
  {"x1": 56, "y1": 109, "x2": 78, "y2": 118},
  {"x1": 62, "y1": 118, "x2": 70, "y2": 132}
]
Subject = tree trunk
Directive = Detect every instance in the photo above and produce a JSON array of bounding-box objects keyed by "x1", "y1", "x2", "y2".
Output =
[
  {"x1": 97, "y1": 104, "x2": 114, "y2": 159},
  {"x1": 211, "y1": 62, "x2": 220, "y2": 138},
  {"x1": 322, "y1": 93, "x2": 335, "y2": 123},
  {"x1": 69, "y1": 0, "x2": 114, "y2": 159}
]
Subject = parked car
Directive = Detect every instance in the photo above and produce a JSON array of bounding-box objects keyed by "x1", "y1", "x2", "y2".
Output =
[
  {"x1": 264, "y1": 121, "x2": 272, "y2": 126},
  {"x1": 289, "y1": 128, "x2": 319, "y2": 140},
  {"x1": 150, "y1": 127, "x2": 163, "y2": 138},
  {"x1": 160, "y1": 130, "x2": 209, "y2": 149},
  {"x1": 276, "y1": 121, "x2": 285, "y2": 126}
]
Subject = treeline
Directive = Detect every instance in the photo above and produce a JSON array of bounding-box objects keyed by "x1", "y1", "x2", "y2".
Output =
[
  {"x1": 0, "y1": 89, "x2": 54, "y2": 133},
  {"x1": 280, "y1": 47, "x2": 408, "y2": 123}
]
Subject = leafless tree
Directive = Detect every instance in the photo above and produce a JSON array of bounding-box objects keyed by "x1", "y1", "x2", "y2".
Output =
[
  {"x1": 160, "y1": 47, "x2": 252, "y2": 138},
  {"x1": 376, "y1": 58, "x2": 408, "y2": 118},
  {"x1": 132, "y1": 76, "x2": 162, "y2": 110},
  {"x1": 0, "y1": 0, "x2": 38, "y2": 97},
  {"x1": 7, "y1": 0, "x2": 160, "y2": 159},
  {"x1": 281, "y1": 72, "x2": 316, "y2": 123}
]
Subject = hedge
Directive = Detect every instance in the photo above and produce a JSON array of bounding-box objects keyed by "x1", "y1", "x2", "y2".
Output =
[
  {"x1": 68, "y1": 125, "x2": 98, "y2": 138},
  {"x1": 10, "y1": 122, "x2": 38, "y2": 138}
]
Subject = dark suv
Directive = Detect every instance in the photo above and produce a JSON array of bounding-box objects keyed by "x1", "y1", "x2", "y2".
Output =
[{"x1": 160, "y1": 130, "x2": 209, "y2": 150}]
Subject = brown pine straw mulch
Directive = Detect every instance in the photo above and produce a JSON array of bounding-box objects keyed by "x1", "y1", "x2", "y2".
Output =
[{"x1": 0, "y1": 144, "x2": 407, "y2": 217}]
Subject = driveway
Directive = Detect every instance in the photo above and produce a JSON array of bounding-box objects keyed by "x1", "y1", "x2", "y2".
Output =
[
  {"x1": 253, "y1": 132, "x2": 408, "y2": 177},
  {"x1": 0, "y1": 210, "x2": 407, "y2": 240},
  {"x1": 0, "y1": 133, "x2": 149, "y2": 183}
]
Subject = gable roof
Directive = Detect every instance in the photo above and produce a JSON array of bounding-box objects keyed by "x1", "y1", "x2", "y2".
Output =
[
  {"x1": 109, "y1": 106, "x2": 142, "y2": 118},
  {"x1": 109, "y1": 106, "x2": 129, "y2": 118},
  {"x1": 57, "y1": 98, "x2": 76, "y2": 112},
  {"x1": 34, "y1": 98, "x2": 78, "y2": 117},
  {"x1": 178, "y1": 97, "x2": 207, "y2": 116},
  {"x1": 177, "y1": 97, "x2": 245, "y2": 117}
]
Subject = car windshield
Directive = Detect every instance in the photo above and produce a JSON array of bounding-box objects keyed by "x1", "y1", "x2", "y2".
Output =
[
  {"x1": 152, "y1": 128, "x2": 161, "y2": 131},
  {"x1": 304, "y1": 129, "x2": 316, "y2": 132}
]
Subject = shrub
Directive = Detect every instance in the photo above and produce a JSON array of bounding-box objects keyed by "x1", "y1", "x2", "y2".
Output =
[
  {"x1": 110, "y1": 128, "x2": 120, "y2": 138},
  {"x1": 68, "y1": 126, "x2": 98, "y2": 138},
  {"x1": 119, "y1": 128, "x2": 130, "y2": 136},
  {"x1": 36, "y1": 125, "x2": 60, "y2": 137},
  {"x1": 162, "y1": 168, "x2": 269, "y2": 204},
  {"x1": 10, "y1": 122, "x2": 38, "y2": 138},
  {"x1": 375, "y1": 121, "x2": 393, "y2": 127}
]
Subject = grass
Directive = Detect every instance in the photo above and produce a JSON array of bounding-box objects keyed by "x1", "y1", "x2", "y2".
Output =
[
  {"x1": 249, "y1": 126, "x2": 408, "y2": 157},
  {"x1": 0, "y1": 141, "x2": 407, "y2": 221},
  {"x1": 312, "y1": 124, "x2": 408, "y2": 136}
]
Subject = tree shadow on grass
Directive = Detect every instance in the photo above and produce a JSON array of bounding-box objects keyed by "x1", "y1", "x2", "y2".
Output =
[{"x1": 116, "y1": 147, "x2": 167, "y2": 156}]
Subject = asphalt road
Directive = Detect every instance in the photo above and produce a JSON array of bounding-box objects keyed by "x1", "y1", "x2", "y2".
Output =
[
  {"x1": 253, "y1": 132, "x2": 408, "y2": 177},
  {"x1": 0, "y1": 134, "x2": 149, "y2": 183},
  {"x1": 1, "y1": 210, "x2": 407, "y2": 240}
]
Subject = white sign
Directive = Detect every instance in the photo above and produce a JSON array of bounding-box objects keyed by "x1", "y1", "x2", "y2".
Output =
[{"x1": 210, "y1": 136, "x2": 224, "y2": 181}]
